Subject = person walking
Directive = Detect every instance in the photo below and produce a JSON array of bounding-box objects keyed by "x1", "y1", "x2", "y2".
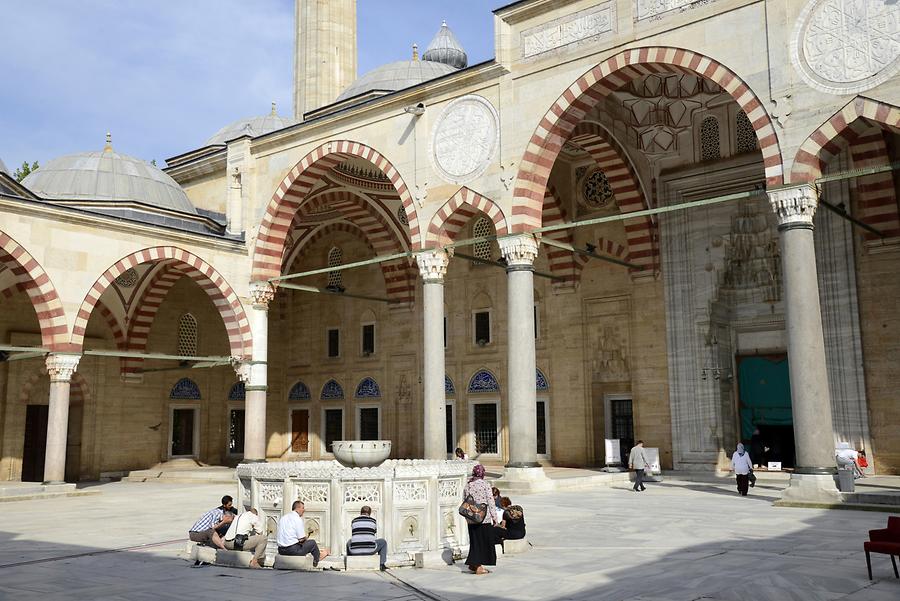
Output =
[
  {"x1": 628, "y1": 440, "x2": 649, "y2": 492},
  {"x1": 731, "y1": 443, "x2": 753, "y2": 496},
  {"x1": 463, "y1": 464, "x2": 498, "y2": 575}
]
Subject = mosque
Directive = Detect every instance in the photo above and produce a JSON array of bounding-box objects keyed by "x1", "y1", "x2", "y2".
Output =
[{"x1": 0, "y1": 0, "x2": 898, "y2": 503}]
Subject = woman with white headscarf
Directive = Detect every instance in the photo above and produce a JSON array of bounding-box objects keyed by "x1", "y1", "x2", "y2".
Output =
[{"x1": 731, "y1": 443, "x2": 753, "y2": 496}]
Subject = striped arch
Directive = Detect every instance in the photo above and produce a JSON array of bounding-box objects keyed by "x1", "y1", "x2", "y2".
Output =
[
  {"x1": 19, "y1": 369, "x2": 90, "y2": 405},
  {"x1": 71, "y1": 247, "x2": 252, "y2": 360},
  {"x1": 425, "y1": 187, "x2": 509, "y2": 248},
  {"x1": 253, "y1": 141, "x2": 418, "y2": 280},
  {"x1": 0, "y1": 231, "x2": 69, "y2": 350},
  {"x1": 285, "y1": 222, "x2": 416, "y2": 305},
  {"x1": 513, "y1": 46, "x2": 783, "y2": 231},
  {"x1": 569, "y1": 121, "x2": 657, "y2": 272},
  {"x1": 542, "y1": 184, "x2": 583, "y2": 288},
  {"x1": 94, "y1": 300, "x2": 126, "y2": 351},
  {"x1": 791, "y1": 97, "x2": 900, "y2": 183},
  {"x1": 849, "y1": 129, "x2": 900, "y2": 239}
]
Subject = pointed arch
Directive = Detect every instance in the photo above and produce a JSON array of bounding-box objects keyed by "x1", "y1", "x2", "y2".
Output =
[
  {"x1": 71, "y1": 247, "x2": 252, "y2": 360},
  {"x1": 0, "y1": 231, "x2": 69, "y2": 350},
  {"x1": 425, "y1": 187, "x2": 509, "y2": 248},
  {"x1": 512, "y1": 46, "x2": 783, "y2": 231},
  {"x1": 288, "y1": 380, "x2": 311, "y2": 401},
  {"x1": 253, "y1": 140, "x2": 418, "y2": 280},
  {"x1": 468, "y1": 369, "x2": 500, "y2": 394},
  {"x1": 542, "y1": 184, "x2": 584, "y2": 288}
]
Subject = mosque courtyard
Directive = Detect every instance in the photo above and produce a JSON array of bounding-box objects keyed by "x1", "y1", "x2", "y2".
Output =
[{"x1": 0, "y1": 479, "x2": 897, "y2": 601}]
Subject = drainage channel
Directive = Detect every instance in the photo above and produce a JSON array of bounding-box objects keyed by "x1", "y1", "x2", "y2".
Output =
[
  {"x1": 0, "y1": 538, "x2": 185, "y2": 570},
  {"x1": 381, "y1": 570, "x2": 450, "y2": 601}
]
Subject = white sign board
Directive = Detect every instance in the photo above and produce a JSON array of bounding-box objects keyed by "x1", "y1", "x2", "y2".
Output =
[
  {"x1": 604, "y1": 439, "x2": 621, "y2": 464},
  {"x1": 644, "y1": 447, "x2": 662, "y2": 474},
  {"x1": 767, "y1": 461, "x2": 782, "y2": 471}
]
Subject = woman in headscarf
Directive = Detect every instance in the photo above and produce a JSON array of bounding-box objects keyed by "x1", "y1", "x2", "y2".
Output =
[
  {"x1": 731, "y1": 443, "x2": 753, "y2": 496},
  {"x1": 463, "y1": 464, "x2": 498, "y2": 574}
]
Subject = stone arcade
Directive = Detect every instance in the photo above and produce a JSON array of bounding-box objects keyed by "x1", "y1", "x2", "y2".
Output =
[{"x1": 0, "y1": 0, "x2": 898, "y2": 507}]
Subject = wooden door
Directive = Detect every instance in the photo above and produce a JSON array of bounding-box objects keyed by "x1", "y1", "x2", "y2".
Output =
[
  {"x1": 22, "y1": 404, "x2": 49, "y2": 482},
  {"x1": 291, "y1": 409, "x2": 309, "y2": 453},
  {"x1": 171, "y1": 408, "x2": 195, "y2": 456}
]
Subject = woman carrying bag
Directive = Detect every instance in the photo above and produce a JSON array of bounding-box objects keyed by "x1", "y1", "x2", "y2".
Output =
[
  {"x1": 731, "y1": 443, "x2": 754, "y2": 496},
  {"x1": 460, "y1": 464, "x2": 498, "y2": 574}
]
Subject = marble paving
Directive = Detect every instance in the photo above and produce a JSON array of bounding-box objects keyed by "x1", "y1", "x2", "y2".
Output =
[{"x1": 0, "y1": 479, "x2": 897, "y2": 600}]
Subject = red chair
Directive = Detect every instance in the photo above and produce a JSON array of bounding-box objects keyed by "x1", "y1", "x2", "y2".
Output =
[{"x1": 864, "y1": 516, "x2": 900, "y2": 580}]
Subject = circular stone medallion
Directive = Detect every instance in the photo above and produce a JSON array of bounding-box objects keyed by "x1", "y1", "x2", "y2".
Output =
[
  {"x1": 791, "y1": 0, "x2": 900, "y2": 95},
  {"x1": 430, "y1": 95, "x2": 499, "y2": 184}
]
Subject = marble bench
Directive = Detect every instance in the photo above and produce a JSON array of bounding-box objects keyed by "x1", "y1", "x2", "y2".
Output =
[
  {"x1": 215, "y1": 549, "x2": 255, "y2": 568},
  {"x1": 345, "y1": 555, "x2": 381, "y2": 570},
  {"x1": 502, "y1": 538, "x2": 530, "y2": 554},
  {"x1": 184, "y1": 542, "x2": 217, "y2": 564},
  {"x1": 273, "y1": 554, "x2": 317, "y2": 571}
]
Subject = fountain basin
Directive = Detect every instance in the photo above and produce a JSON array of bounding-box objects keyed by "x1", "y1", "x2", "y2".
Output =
[{"x1": 332, "y1": 440, "x2": 391, "y2": 468}]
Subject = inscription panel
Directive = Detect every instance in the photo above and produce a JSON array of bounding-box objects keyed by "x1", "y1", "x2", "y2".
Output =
[
  {"x1": 430, "y1": 95, "x2": 499, "y2": 185},
  {"x1": 521, "y1": 2, "x2": 616, "y2": 59}
]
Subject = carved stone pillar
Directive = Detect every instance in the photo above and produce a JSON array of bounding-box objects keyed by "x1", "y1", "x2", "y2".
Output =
[
  {"x1": 498, "y1": 235, "x2": 543, "y2": 471},
  {"x1": 243, "y1": 282, "x2": 275, "y2": 462},
  {"x1": 43, "y1": 354, "x2": 81, "y2": 484},
  {"x1": 768, "y1": 184, "x2": 839, "y2": 502},
  {"x1": 416, "y1": 249, "x2": 452, "y2": 460}
]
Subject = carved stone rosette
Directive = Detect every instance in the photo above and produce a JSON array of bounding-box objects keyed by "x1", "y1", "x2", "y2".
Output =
[
  {"x1": 499, "y1": 234, "x2": 539, "y2": 268},
  {"x1": 415, "y1": 249, "x2": 453, "y2": 283},
  {"x1": 768, "y1": 185, "x2": 818, "y2": 230},
  {"x1": 45, "y1": 354, "x2": 81, "y2": 383},
  {"x1": 249, "y1": 281, "x2": 276, "y2": 309}
]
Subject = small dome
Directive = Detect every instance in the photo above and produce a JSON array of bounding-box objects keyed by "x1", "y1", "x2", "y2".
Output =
[
  {"x1": 206, "y1": 103, "x2": 296, "y2": 145},
  {"x1": 337, "y1": 58, "x2": 458, "y2": 101},
  {"x1": 0, "y1": 157, "x2": 8, "y2": 175},
  {"x1": 22, "y1": 137, "x2": 196, "y2": 214},
  {"x1": 423, "y1": 21, "x2": 467, "y2": 69}
]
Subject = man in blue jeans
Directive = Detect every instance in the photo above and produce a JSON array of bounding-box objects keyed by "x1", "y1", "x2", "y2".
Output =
[
  {"x1": 346, "y1": 506, "x2": 388, "y2": 571},
  {"x1": 276, "y1": 500, "x2": 330, "y2": 566}
]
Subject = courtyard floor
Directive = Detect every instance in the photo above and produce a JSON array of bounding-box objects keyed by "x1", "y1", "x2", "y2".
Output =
[{"x1": 0, "y1": 478, "x2": 898, "y2": 601}]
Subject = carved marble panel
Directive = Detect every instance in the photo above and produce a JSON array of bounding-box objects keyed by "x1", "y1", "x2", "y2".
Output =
[
  {"x1": 394, "y1": 480, "x2": 428, "y2": 503},
  {"x1": 295, "y1": 482, "x2": 329, "y2": 505},
  {"x1": 257, "y1": 480, "x2": 283, "y2": 509},
  {"x1": 430, "y1": 95, "x2": 499, "y2": 184},
  {"x1": 343, "y1": 482, "x2": 381, "y2": 504},
  {"x1": 635, "y1": 0, "x2": 718, "y2": 22},
  {"x1": 438, "y1": 478, "x2": 461, "y2": 501},
  {"x1": 521, "y1": 2, "x2": 616, "y2": 59}
]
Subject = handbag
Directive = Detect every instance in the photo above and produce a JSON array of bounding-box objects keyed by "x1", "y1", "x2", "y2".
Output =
[
  {"x1": 458, "y1": 493, "x2": 487, "y2": 525},
  {"x1": 748, "y1": 469, "x2": 757, "y2": 487},
  {"x1": 232, "y1": 513, "x2": 249, "y2": 550}
]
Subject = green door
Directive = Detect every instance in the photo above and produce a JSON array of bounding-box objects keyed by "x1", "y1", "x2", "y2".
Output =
[{"x1": 737, "y1": 355, "x2": 794, "y2": 466}]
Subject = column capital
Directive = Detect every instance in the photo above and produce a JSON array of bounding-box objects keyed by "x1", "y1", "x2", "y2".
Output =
[
  {"x1": 45, "y1": 354, "x2": 81, "y2": 383},
  {"x1": 231, "y1": 358, "x2": 252, "y2": 382},
  {"x1": 416, "y1": 249, "x2": 453, "y2": 283},
  {"x1": 249, "y1": 281, "x2": 276, "y2": 309},
  {"x1": 768, "y1": 184, "x2": 818, "y2": 230},
  {"x1": 499, "y1": 234, "x2": 539, "y2": 268}
]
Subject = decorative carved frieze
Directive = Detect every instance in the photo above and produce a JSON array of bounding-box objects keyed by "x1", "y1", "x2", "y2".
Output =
[
  {"x1": 768, "y1": 185, "x2": 818, "y2": 229},
  {"x1": 416, "y1": 250, "x2": 453, "y2": 282},
  {"x1": 343, "y1": 482, "x2": 381, "y2": 504},
  {"x1": 394, "y1": 480, "x2": 428, "y2": 502},
  {"x1": 45, "y1": 354, "x2": 81, "y2": 383},
  {"x1": 295, "y1": 482, "x2": 329, "y2": 504},
  {"x1": 499, "y1": 235, "x2": 539, "y2": 267},
  {"x1": 257, "y1": 480, "x2": 283, "y2": 508},
  {"x1": 521, "y1": 2, "x2": 616, "y2": 59},
  {"x1": 635, "y1": 0, "x2": 718, "y2": 22}
]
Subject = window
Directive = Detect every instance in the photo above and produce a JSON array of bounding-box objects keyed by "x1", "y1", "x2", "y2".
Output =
[
  {"x1": 473, "y1": 402, "x2": 499, "y2": 455},
  {"x1": 735, "y1": 110, "x2": 758, "y2": 154},
  {"x1": 445, "y1": 402, "x2": 455, "y2": 455},
  {"x1": 361, "y1": 323, "x2": 375, "y2": 356},
  {"x1": 700, "y1": 116, "x2": 721, "y2": 162},
  {"x1": 327, "y1": 328, "x2": 340, "y2": 358},
  {"x1": 443, "y1": 315, "x2": 448, "y2": 349},
  {"x1": 474, "y1": 311, "x2": 491, "y2": 346},
  {"x1": 229, "y1": 409, "x2": 245, "y2": 454},
  {"x1": 358, "y1": 407, "x2": 380, "y2": 440},
  {"x1": 533, "y1": 303, "x2": 540, "y2": 340},
  {"x1": 327, "y1": 247, "x2": 343, "y2": 289},
  {"x1": 323, "y1": 409, "x2": 343, "y2": 453},
  {"x1": 473, "y1": 217, "x2": 492, "y2": 261},
  {"x1": 536, "y1": 401, "x2": 547, "y2": 456},
  {"x1": 177, "y1": 313, "x2": 198, "y2": 356}
]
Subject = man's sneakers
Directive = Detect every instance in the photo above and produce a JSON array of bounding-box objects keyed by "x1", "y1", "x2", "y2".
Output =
[
  {"x1": 191, "y1": 560, "x2": 210, "y2": 568},
  {"x1": 380, "y1": 564, "x2": 388, "y2": 572}
]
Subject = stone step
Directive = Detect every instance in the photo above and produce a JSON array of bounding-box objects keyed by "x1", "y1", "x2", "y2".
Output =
[
  {"x1": 216, "y1": 549, "x2": 254, "y2": 568},
  {"x1": 345, "y1": 555, "x2": 380, "y2": 570},
  {"x1": 273, "y1": 554, "x2": 317, "y2": 571}
]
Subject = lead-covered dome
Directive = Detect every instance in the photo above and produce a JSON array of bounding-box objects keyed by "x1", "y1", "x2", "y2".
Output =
[
  {"x1": 206, "y1": 103, "x2": 296, "y2": 145},
  {"x1": 423, "y1": 21, "x2": 467, "y2": 69},
  {"x1": 22, "y1": 136, "x2": 196, "y2": 214},
  {"x1": 337, "y1": 56, "x2": 457, "y2": 101}
]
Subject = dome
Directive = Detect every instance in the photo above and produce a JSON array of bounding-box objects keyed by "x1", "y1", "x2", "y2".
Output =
[
  {"x1": 422, "y1": 21, "x2": 468, "y2": 69},
  {"x1": 205, "y1": 103, "x2": 296, "y2": 145},
  {"x1": 337, "y1": 56, "x2": 458, "y2": 102},
  {"x1": 22, "y1": 136, "x2": 196, "y2": 214},
  {"x1": 0, "y1": 157, "x2": 8, "y2": 175}
]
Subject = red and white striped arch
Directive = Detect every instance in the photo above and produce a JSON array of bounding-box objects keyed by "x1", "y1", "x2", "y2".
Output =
[
  {"x1": 0, "y1": 231, "x2": 70, "y2": 350},
  {"x1": 849, "y1": 128, "x2": 900, "y2": 239},
  {"x1": 512, "y1": 47, "x2": 783, "y2": 231},
  {"x1": 569, "y1": 121, "x2": 657, "y2": 272},
  {"x1": 71, "y1": 247, "x2": 252, "y2": 360},
  {"x1": 253, "y1": 141, "x2": 418, "y2": 280},
  {"x1": 425, "y1": 187, "x2": 510, "y2": 248},
  {"x1": 791, "y1": 97, "x2": 900, "y2": 183},
  {"x1": 541, "y1": 184, "x2": 583, "y2": 288}
]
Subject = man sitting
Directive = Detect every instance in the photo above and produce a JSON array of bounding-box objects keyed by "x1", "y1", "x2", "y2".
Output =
[
  {"x1": 276, "y1": 500, "x2": 329, "y2": 567},
  {"x1": 215, "y1": 495, "x2": 238, "y2": 539},
  {"x1": 188, "y1": 500, "x2": 234, "y2": 551},
  {"x1": 223, "y1": 507, "x2": 267, "y2": 569},
  {"x1": 346, "y1": 506, "x2": 388, "y2": 571}
]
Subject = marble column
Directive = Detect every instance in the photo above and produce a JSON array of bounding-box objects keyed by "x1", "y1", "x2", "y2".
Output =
[
  {"x1": 499, "y1": 235, "x2": 541, "y2": 470},
  {"x1": 768, "y1": 185, "x2": 840, "y2": 502},
  {"x1": 416, "y1": 249, "x2": 452, "y2": 460},
  {"x1": 43, "y1": 353, "x2": 81, "y2": 484},
  {"x1": 243, "y1": 282, "x2": 275, "y2": 462}
]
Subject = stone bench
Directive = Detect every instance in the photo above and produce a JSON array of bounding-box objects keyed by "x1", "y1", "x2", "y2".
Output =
[
  {"x1": 414, "y1": 549, "x2": 456, "y2": 568},
  {"x1": 502, "y1": 538, "x2": 530, "y2": 555},
  {"x1": 184, "y1": 542, "x2": 217, "y2": 564},
  {"x1": 345, "y1": 555, "x2": 380, "y2": 570},
  {"x1": 216, "y1": 549, "x2": 254, "y2": 568},
  {"x1": 273, "y1": 554, "x2": 317, "y2": 571}
]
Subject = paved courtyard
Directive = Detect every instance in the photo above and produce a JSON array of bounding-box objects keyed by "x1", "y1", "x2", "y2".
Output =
[{"x1": 0, "y1": 478, "x2": 897, "y2": 601}]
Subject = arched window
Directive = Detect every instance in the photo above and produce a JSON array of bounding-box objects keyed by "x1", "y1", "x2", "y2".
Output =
[
  {"x1": 228, "y1": 381, "x2": 246, "y2": 401},
  {"x1": 177, "y1": 313, "x2": 198, "y2": 357},
  {"x1": 320, "y1": 379, "x2": 345, "y2": 400},
  {"x1": 355, "y1": 377, "x2": 382, "y2": 398},
  {"x1": 288, "y1": 380, "x2": 311, "y2": 401},
  {"x1": 699, "y1": 116, "x2": 721, "y2": 162},
  {"x1": 327, "y1": 247, "x2": 343, "y2": 289},
  {"x1": 170, "y1": 377, "x2": 201, "y2": 400},
  {"x1": 472, "y1": 218, "x2": 492, "y2": 261},
  {"x1": 445, "y1": 376, "x2": 456, "y2": 397},
  {"x1": 468, "y1": 369, "x2": 500, "y2": 394},
  {"x1": 735, "y1": 110, "x2": 758, "y2": 154}
]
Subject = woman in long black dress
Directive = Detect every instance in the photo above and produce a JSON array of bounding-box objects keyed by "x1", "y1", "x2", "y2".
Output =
[{"x1": 463, "y1": 464, "x2": 498, "y2": 574}]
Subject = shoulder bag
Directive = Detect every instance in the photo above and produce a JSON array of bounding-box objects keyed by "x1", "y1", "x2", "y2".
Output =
[
  {"x1": 458, "y1": 493, "x2": 487, "y2": 525},
  {"x1": 232, "y1": 513, "x2": 249, "y2": 550}
]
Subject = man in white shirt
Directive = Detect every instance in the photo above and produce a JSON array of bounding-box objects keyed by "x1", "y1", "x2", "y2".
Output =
[
  {"x1": 628, "y1": 440, "x2": 649, "y2": 492},
  {"x1": 276, "y1": 500, "x2": 329, "y2": 566},
  {"x1": 224, "y1": 507, "x2": 267, "y2": 568}
]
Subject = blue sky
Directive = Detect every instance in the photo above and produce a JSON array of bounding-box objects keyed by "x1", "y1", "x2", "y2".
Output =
[{"x1": 0, "y1": 1, "x2": 496, "y2": 171}]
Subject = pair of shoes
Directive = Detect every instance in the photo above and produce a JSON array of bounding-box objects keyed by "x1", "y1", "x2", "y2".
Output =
[
  {"x1": 640, "y1": 487, "x2": 646, "y2": 491},
  {"x1": 191, "y1": 561, "x2": 209, "y2": 568},
  {"x1": 379, "y1": 564, "x2": 388, "y2": 572}
]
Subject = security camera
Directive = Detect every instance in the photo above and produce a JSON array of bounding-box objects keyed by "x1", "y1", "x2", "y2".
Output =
[{"x1": 404, "y1": 102, "x2": 426, "y2": 116}]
